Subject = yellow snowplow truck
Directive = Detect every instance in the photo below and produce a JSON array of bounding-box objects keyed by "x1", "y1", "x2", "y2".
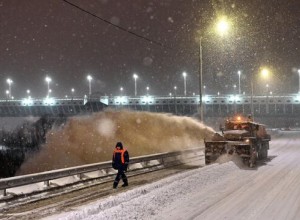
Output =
[{"x1": 204, "y1": 116, "x2": 271, "y2": 168}]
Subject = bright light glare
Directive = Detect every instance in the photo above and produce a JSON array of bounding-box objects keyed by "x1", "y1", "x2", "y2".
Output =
[
  {"x1": 261, "y1": 68, "x2": 269, "y2": 78},
  {"x1": 43, "y1": 97, "x2": 55, "y2": 105},
  {"x1": 87, "y1": 75, "x2": 92, "y2": 81},
  {"x1": 45, "y1": 76, "x2": 51, "y2": 83},
  {"x1": 133, "y1": 73, "x2": 138, "y2": 79},
  {"x1": 115, "y1": 96, "x2": 128, "y2": 104},
  {"x1": 22, "y1": 98, "x2": 33, "y2": 106},
  {"x1": 141, "y1": 96, "x2": 154, "y2": 103},
  {"x1": 229, "y1": 95, "x2": 240, "y2": 102},
  {"x1": 6, "y1": 78, "x2": 13, "y2": 84},
  {"x1": 203, "y1": 95, "x2": 210, "y2": 102},
  {"x1": 216, "y1": 17, "x2": 230, "y2": 36},
  {"x1": 182, "y1": 72, "x2": 187, "y2": 77}
]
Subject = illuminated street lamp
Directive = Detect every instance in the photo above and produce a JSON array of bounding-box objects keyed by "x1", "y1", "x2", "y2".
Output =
[
  {"x1": 198, "y1": 16, "x2": 231, "y2": 121},
  {"x1": 266, "y1": 84, "x2": 270, "y2": 94},
  {"x1": 174, "y1": 86, "x2": 177, "y2": 115},
  {"x1": 233, "y1": 84, "x2": 237, "y2": 94},
  {"x1": 5, "y1": 90, "x2": 9, "y2": 99},
  {"x1": 87, "y1": 75, "x2": 92, "y2": 96},
  {"x1": 71, "y1": 88, "x2": 75, "y2": 99},
  {"x1": 146, "y1": 86, "x2": 149, "y2": 96},
  {"x1": 26, "y1": 89, "x2": 30, "y2": 99},
  {"x1": 45, "y1": 76, "x2": 51, "y2": 97},
  {"x1": 133, "y1": 73, "x2": 138, "y2": 96},
  {"x1": 6, "y1": 78, "x2": 13, "y2": 99},
  {"x1": 120, "y1": 87, "x2": 123, "y2": 96},
  {"x1": 261, "y1": 68, "x2": 269, "y2": 79},
  {"x1": 182, "y1": 72, "x2": 187, "y2": 96},
  {"x1": 215, "y1": 16, "x2": 231, "y2": 37},
  {"x1": 251, "y1": 68, "x2": 270, "y2": 118},
  {"x1": 237, "y1": 70, "x2": 241, "y2": 94}
]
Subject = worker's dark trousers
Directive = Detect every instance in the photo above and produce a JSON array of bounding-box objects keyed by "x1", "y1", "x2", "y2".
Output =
[{"x1": 113, "y1": 169, "x2": 128, "y2": 188}]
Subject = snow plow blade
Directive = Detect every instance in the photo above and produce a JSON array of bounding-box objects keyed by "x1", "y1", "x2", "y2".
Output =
[{"x1": 204, "y1": 141, "x2": 253, "y2": 166}]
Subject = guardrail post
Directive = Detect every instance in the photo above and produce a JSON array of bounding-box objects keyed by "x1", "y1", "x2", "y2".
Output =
[
  {"x1": 44, "y1": 180, "x2": 50, "y2": 187},
  {"x1": 161, "y1": 157, "x2": 164, "y2": 165},
  {"x1": 77, "y1": 173, "x2": 83, "y2": 180},
  {"x1": 0, "y1": 189, "x2": 6, "y2": 196}
]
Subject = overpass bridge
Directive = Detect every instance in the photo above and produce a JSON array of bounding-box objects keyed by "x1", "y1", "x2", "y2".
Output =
[
  {"x1": 0, "y1": 94, "x2": 299, "y2": 132},
  {"x1": 0, "y1": 94, "x2": 300, "y2": 118}
]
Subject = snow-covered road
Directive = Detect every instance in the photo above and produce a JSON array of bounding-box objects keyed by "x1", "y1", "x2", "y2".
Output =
[{"x1": 46, "y1": 131, "x2": 300, "y2": 220}]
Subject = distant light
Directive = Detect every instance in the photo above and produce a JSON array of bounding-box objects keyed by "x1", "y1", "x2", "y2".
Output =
[
  {"x1": 115, "y1": 96, "x2": 128, "y2": 104},
  {"x1": 238, "y1": 70, "x2": 241, "y2": 76},
  {"x1": 182, "y1": 72, "x2": 187, "y2": 77},
  {"x1": 71, "y1": 88, "x2": 75, "y2": 93},
  {"x1": 141, "y1": 96, "x2": 154, "y2": 104},
  {"x1": 45, "y1": 76, "x2": 51, "y2": 83},
  {"x1": 133, "y1": 73, "x2": 138, "y2": 79},
  {"x1": 22, "y1": 98, "x2": 33, "y2": 106},
  {"x1": 87, "y1": 75, "x2": 92, "y2": 81},
  {"x1": 203, "y1": 95, "x2": 211, "y2": 102},
  {"x1": 43, "y1": 97, "x2": 55, "y2": 105},
  {"x1": 237, "y1": 116, "x2": 241, "y2": 121},
  {"x1": 229, "y1": 95, "x2": 240, "y2": 102},
  {"x1": 26, "y1": 89, "x2": 30, "y2": 94},
  {"x1": 6, "y1": 78, "x2": 13, "y2": 84}
]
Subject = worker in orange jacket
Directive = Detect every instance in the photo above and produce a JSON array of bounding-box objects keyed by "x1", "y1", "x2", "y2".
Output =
[{"x1": 112, "y1": 142, "x2": 129, "y2": 189}]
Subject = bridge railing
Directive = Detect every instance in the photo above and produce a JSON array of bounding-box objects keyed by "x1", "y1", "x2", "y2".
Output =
[{"x1": 0, "y1": 147, "x2": 203, "y2": 196}]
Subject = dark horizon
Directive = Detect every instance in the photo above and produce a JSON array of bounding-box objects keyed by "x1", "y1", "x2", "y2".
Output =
[{"x1": 1, "y1": 0, "x2": 300, "y2": 99}]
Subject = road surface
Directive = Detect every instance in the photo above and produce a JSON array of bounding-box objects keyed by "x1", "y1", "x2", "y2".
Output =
[
  {"x1": 3, "y1": 131, "x2": 300, "y2": 220},
  {"x1": 45, "y1": 131, "x2": 300, "y2": 220}
]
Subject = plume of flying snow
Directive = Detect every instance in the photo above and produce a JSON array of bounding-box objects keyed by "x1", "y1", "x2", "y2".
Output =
[{"x1": 17, "y1": 110, "x2": 215, "y2": 175}]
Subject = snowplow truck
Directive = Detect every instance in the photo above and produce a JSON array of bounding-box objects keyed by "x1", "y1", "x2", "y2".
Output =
[{"x1": 204, "y1": 117, "x2": 271, "y2": 168}]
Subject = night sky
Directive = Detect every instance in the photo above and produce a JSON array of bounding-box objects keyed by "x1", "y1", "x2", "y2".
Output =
[{"x1": 0, "y1": 0, "x2": 300, "y2": 99}]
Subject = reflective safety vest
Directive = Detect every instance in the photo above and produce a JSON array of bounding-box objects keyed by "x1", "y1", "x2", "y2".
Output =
[{"x1": 113, "y1": 148, "x2": 127, "y2": 164}]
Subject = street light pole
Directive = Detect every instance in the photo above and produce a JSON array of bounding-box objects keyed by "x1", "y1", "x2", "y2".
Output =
[
  {"x1": 174, "y1": 86, "x2": 177, "y2": 115},
  {"x1": 87, "y1": 75, "x2": 92, "y2": 97},
  {"x1": 146, "y1": 86, "x2": 149, "y2": 96},
  {"x1": 133, "y1": 74, "x2": 138, "y2": 96},
  {"x1": 120, "y1": 87, "x2": 123, "y2": 96},
  {"x1": 182, "y1": 72, "x2": 187, "y2": 96},
  {"x1": 71, "y1": 88, "x2": 75, "y2": 99},
  {"x1": 6, "y1": 79, "x2": 13, "y2": 99},
  {"x1": 298, "y1": 69, "x2": 300, "y2": 93},
  {"x1": 199, "y1": 36, "x2": 203, "y2": 122},
  {"x1": 238, "y1": 70, "x2": 241, "y2": 94},
  {"x1": 251, "y1": 72, "x2": 254, "y2": 119},
  {"x1": 45, "y1": 76, "x2": 51, "y2": 97},
  {"x1": 5, "y1": 90, "x2": 9, "y2": 100}
]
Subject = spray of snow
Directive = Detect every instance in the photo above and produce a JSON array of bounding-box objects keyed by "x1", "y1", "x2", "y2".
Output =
[
  {"x1": 215, "y1": 153, "x2": 246, "y2": 168},
  {"x1": 17, "y1": 110, "x2": 214, "y2": 175}
]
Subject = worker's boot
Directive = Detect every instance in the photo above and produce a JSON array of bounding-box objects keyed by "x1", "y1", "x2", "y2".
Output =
[
  {"x1": 121, "y1": 178, "x2": 128, "y2": 187},
  {"x1": 113, "y1": 181, "x2": 118, "y2": 189}
]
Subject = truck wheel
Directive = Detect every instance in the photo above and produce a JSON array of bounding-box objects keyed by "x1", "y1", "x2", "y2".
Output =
[{"x1": 249, "y1": 152, "x2": 257, "y2": 168}]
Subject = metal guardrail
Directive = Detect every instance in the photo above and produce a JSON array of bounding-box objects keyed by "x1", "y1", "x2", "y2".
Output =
[{"x1": 0, "y1": 148, "x2": 203, "y2": 196}]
